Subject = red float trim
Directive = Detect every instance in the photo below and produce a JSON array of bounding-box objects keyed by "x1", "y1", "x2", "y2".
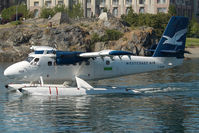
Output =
[{"x1": 49, "y1": 87, "x2": 51, "y2": 95}]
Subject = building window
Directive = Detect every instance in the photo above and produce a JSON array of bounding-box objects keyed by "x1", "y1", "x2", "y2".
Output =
[
  {"x1": 87, "y1": 8, "x2": 91, "y2": 18},
  {"x1": 139, "y1": 7, "x2": 145, "y2": 13},
  {"x1": 45, "y1": 1, "x2": 52, "y2": 7},
  {"x1": 113, "y1": 0, "x2": 118, "y2": 5},
  {"x1": 34, "y1": 2, "x2": 39, "y2": 6},
  {"x1": 113, "y1": 7, "x2": 118, "y2": 16},
  {"x1": 157, "y1": 0, "x2": 166, "y2": 4},
  {"x1": 126, "y1": 0, "x2": 132, "y2": 5},
  {"x1": 34, "y1": 9, "x2": 39, "y2": 18},
  {"x1": 100, "y1": 7, "x2": 104, "y2": 14},
  {"x1": 157, "y1": 8, "x2": 166, "y2": 13},
  {"x1": 198, "y1": 1, "x2": 199, "y2": 9},
  {"x1": 58, "y1": 1, "x2": 64, "y2": 5},
  {"x1": 139, "y1": 0, "x2": 145, "y2": 4},
  {"x1": 87, "y1": 0, "x2": 91, "y2": 6},
  {"x1": 100, "y1": 0, "x2": 106, "y2": 6},
  {"x1": 72, "y1": 0, "x2": 78, "y2": 5},
  {"x1": 126, "y1": 7, "x2": 131, "y2": 14}
]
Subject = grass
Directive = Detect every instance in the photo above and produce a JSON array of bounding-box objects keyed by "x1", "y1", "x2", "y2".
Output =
[{"x1": 186, "y1": 38, "x2": 199, "y2": 47}]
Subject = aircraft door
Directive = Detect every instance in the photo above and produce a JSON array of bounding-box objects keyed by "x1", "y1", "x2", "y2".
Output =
[
  {"x1": 39, "y1": 57, "x2": 56, "y2": 80},
  {"x1": 29, "y1": 58, "x2": 39, "y2": 71}
]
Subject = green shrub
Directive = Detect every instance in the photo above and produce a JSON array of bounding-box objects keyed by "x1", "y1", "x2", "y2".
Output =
[
  {"x1": 54, "y1": 5, "x2": 66, "y2": 13},
  {"x1": 67, "y1": 3, "x2": 83, "y2": 18},
  {"x1": 91, "y1": 33, "x2": 100, "y2": 44},
  {"x1": 187, "y1": 16, "x2": 199, "y2": 38},
  {"x1": 101, "y1": 29, "x2": 123, "y2": 41},
  {"x1": 121, "y1": 7, "x2": 170, "y2": 37},
  {"x1": 40, "y1": 8, "x2": 55, "y2": 18},
  {"x1": 168, "y1": 4, "x2": 177, "y2": 17},
  {"x1": 10, "y1": 20, "x2": 22, "y2": 25},
  {"x1": 1, "y1": 4, "x2": 28, "y2": 22}
]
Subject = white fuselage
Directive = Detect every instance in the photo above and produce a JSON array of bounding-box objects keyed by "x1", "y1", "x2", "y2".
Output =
[{"x1": 4, "y1": 53, "x2": 183, "y2": 82}]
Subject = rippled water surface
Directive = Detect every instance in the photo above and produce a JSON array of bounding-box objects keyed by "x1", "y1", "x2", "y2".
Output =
[{"x1": 0, "y1": 58, "x2": 199, "y2": 132}]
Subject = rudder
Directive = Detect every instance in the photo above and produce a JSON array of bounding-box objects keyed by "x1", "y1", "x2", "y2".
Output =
[{"x1": 153, "y1": 16, "x2": 189, "y2": 58}]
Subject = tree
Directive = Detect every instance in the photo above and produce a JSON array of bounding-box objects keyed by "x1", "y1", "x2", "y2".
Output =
[
  {"x1": 40, "y1": 8, "x2": 55, "y2": 18},
  {"x1": 168, "y1": 4, "x2": 177, "y2": 16},
  {"x1": 68, "y1": 3, "x2": 83, "y2": 18},
  {"x1": 1, "y1": 4, "x2": 28, "y2": 23},
  {"x1": 188, "y1": 16, "x2": 199, "y2": 37},
  {"x1": 190, "y1": 22, "x2": 199, "y2": 37},
  {"x1": 54, "y1": 5, "x2": 67, "y2": 13},
  {"x1": 121, "y1": 7, "x2": 138, "y2": 26}
]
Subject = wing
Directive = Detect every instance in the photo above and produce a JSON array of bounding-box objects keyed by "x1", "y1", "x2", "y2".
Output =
[
  {"x1": 30, "y1": 46, "x2": 56, "y2": 51},
  {"x1": 79, "y1": 50, "x2": 133, "y2": 58}
]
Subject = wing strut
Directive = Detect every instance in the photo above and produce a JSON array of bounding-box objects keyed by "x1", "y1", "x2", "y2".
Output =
[{"x1": 75, "y1": 77, "x2": 93, "y2": 90}]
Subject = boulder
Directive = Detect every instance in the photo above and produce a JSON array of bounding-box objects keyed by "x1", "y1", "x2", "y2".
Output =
[
  {"x1": 98, "y1": 12, "x2": 108, "y2": 21},
  {"x1": 49, "y1": 12, "x2": 70, "y2": 26}
]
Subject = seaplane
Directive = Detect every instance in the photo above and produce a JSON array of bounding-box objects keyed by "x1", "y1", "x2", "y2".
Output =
[{"x1": 4, "y1": 16, "x2": 189, "y2": 96}]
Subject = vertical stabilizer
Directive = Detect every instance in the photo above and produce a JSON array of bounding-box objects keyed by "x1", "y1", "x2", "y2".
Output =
[{"x1": 153, "y1": 16, "x2": 189, "y2": 58}]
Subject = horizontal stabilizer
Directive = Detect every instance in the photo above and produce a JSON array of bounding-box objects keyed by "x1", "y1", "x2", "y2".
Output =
[
  {"x1": 145, "y1": 49, "x2": 156, "y2": 52},
  {"x1": 79, "y1": 50, "x2": 133, "y2": 58},
  {"x1": 160, "y1": 50, "x2": 191, "y2": 54}
]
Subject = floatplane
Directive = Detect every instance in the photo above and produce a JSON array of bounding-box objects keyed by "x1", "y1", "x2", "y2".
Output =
[{"x1": 4, "y1": 16, "x2": 189, "y2": 96}]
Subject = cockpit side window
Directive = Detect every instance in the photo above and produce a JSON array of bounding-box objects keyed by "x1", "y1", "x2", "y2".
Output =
[
  {"x1": 47, "y1": 50, "x2": 56, "y2": 54},
  {"x1": 26, "y1": 57, "x2": 34, "y2": 63},
  {"x1": 34, "y1": 58, "x2": 39, "y2": 62}
]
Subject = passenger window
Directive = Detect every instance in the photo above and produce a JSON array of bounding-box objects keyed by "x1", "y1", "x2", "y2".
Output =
[
  {"x1": 106, "y1": 60, "x2": 110, "y2": 65},
  {"x1": 48, "y1": 61, "x2": 52, "y2": 66},
  {"x1": 34, "y1": 58, "x2": 39, "y2": 62},
  {"x1": 85, "y1": 61, "x2": 90, "y2": 65}
]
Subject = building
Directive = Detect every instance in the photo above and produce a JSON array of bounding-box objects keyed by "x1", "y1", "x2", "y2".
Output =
[
  {"x1": 193, "y1": 0, "x2": 199, "y2": 21},
  {"x1": 170, "y1": 0, "x2": 193, "y2": 19},
  {"x1": 27, "y1": 0, "x2": 76, "y2": 18},
  {"x1": 0, "y1": 0, "x2": 9, "y2": 13},
  {"x1": 27, "y1": 0, "x2": 194, "y2": 19}
]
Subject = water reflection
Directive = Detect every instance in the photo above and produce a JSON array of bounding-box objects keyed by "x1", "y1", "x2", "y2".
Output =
[{"x1": 2, "y1": 93, "x2": 198, "y2": 132}]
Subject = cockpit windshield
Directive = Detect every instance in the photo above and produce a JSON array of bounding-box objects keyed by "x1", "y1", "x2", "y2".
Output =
[{"x1": 26, "y1": 57, "x2": 34, "y2": 63}]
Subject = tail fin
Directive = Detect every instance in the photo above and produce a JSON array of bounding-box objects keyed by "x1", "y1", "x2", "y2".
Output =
[{"x1": 153, "y1": 16, "x2": 189, "y2": 58}]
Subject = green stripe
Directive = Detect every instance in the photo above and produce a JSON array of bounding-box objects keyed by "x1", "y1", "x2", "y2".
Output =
[{"x1": 104, "y1": 67, "x2": 112, "y2": 71}]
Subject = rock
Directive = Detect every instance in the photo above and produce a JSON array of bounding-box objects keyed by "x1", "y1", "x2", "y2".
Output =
[
  {"x1": 98, "y1": 12, "x2": 109, "y2": 21},
  {"x1": 49, "y1": 12, "x2": 70, "y2": 26}
]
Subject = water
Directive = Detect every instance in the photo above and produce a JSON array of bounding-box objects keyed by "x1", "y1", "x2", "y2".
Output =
[{"x1": 0, "y1": 59, "x2": 199, "y2": 132}]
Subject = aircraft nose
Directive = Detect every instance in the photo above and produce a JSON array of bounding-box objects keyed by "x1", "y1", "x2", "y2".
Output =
[
  {"x1": 4, "y1": 68, "x2": 10, "y2": 76},
  {"x1": 4, "y1": 61, "x2": 29, "y2": 79},
  {"x1": 4, "y1": 65, "x2": 18, "y2": 78}
]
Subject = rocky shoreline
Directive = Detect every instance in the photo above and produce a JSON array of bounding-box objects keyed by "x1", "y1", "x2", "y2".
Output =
[
  {"x1": 0, "y1": 17, "x2": 198, "y2": 62},
  {"x1": 0, "y1": 17, "x2": 158, "y2": 62}
]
